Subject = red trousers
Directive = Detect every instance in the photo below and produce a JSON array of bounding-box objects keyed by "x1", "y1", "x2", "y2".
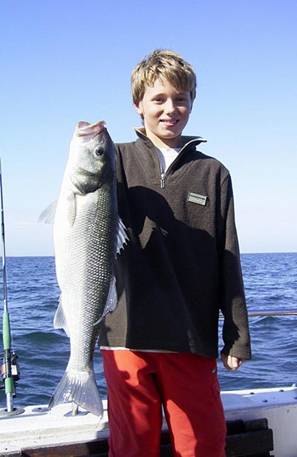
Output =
[{"x1": 102, "y1": 350, "x2": 226, "y2": 457}]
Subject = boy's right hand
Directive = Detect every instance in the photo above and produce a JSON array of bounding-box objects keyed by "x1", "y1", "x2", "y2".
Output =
[{"x1": 221, "y1": 353, "x2": 243, "y2": 371}]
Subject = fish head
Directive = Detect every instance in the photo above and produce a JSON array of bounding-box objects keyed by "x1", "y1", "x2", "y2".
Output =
[{"x1": 67, "y1": 121, "x2": 116, "y2": 194}]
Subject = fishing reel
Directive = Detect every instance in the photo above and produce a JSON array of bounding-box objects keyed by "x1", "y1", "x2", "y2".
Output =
[{"x1": 1, "y1": 351, "x2": 20, "y2": 390}]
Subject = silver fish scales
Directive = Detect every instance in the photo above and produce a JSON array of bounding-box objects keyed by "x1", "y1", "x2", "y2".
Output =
[{"x1": 47, "y1": 121, "x2": 126, "y2": 417}]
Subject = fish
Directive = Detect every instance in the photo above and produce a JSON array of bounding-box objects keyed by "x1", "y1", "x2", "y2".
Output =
[{"x1": 47, "y1": 120, "x2": 126, "y2": 417}]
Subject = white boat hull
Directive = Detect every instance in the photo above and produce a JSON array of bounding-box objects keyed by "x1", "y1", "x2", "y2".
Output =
[{"x1": 1, "y1": 386, "x2": 297, "y2": 456}]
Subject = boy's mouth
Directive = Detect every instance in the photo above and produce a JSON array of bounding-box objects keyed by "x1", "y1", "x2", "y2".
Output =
[{"x1": 160, "y1": 119, "x2": 179, "y2": 126}]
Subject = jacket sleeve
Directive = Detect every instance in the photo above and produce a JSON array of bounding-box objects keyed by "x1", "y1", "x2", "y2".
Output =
[{"x1": 218, "y1": 173, "x2": 252, "y2": 360}]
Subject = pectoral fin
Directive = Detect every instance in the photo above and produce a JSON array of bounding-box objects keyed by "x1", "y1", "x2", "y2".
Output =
[
  {"x1": 38, "y1": 192, "x2": 77, "y2": 227},
  {"x1": 66, "y1": 192, "x2": 77, "y2": 226}
]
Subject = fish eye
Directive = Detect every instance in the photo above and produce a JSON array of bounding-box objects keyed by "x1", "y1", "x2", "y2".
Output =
[{"x1": 93, "y1": 146, "x2": 105, "y2": 157}]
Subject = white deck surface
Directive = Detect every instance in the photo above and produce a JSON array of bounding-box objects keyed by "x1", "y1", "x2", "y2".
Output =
[
  {"x1": 0, "y1": 401, "x2": 109, "y2": 454},
  {"x1": 1, "y1": 386, "x2": 297, "y2": 455},
  {"x1": 223, "y1": 385, "x2": 297, "y2": 457}
]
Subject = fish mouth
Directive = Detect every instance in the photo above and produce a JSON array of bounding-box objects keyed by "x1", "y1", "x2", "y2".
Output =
[{"x1": 76, "y1": 121, "x2": 106, "y2": 138}]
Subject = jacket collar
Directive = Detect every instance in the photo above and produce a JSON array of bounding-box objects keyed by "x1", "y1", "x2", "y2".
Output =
[{"x1": 134, "y1": 127, "x2": 207, "y2": 152}]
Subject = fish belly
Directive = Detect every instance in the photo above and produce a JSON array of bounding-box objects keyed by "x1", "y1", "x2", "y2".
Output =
[{"x1": 54, "y1": 184, "x2": 117, "y2": 372}]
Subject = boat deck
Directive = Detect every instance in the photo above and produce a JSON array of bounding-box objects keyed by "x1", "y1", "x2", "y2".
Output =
[{"x1": 2, "y1": 385, "x2": 297, "y2": 456}]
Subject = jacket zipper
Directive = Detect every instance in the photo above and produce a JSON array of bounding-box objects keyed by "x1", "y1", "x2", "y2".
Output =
[
  {"x1": 159, "y1": 149, "x2": 180, "y2": 189},
  {"x1": 160, "y1": 171, "x2": 165, "y2": 189},
  {"x1": 157, "y1": 138, "x2": 207, "y2": 189},
  {"x1": 157, "y1": 150, "x2": 166, "y2": 189}
]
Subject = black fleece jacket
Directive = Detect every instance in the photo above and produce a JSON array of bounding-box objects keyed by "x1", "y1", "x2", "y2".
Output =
[{"x1": 99, "y1": 130, "x2": 251, "y2": 360}]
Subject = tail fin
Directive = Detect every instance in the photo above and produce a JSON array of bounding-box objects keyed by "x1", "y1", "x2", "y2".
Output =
[{"x1": 48, "y1": 368, "x2": 103, "y2": 417}]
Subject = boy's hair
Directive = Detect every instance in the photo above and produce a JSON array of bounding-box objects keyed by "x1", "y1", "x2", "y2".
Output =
[{"x1": 131, "y1": 49, "x2": 196, "y2": 105}]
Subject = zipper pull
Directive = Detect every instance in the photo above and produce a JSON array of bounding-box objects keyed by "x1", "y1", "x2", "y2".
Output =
[{"x1": 160, "y1": 172, "x2": 165, "y2": 189}]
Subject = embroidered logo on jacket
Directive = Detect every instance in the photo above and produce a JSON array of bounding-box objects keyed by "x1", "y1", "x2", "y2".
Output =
[{"x1": 187, "y1": 192, "x2": 208, "y2": 206}]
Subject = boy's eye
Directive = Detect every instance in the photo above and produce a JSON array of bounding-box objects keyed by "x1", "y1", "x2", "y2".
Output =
[
  {"x1": 153, "y1": 97, "x2": 164, "y2": 103},
  {"x1": 151, "y1": 94, "x2": 190, "y2": 105},
  {"x1": 176, "y1": 96, "x2": 188, "y2": 103}
]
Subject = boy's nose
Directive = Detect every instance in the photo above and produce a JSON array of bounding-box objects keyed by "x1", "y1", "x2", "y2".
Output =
[{"x1": 164, "y1": 99, "x2": 176, "y2": 114}]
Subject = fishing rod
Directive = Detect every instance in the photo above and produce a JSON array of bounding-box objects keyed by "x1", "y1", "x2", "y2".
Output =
[
  {"x1": 0, "y1": 159, "x2": 22, "y2": 417},
  {"x1": 219, "y1": 309, "x2": 297, "y2": 319},
  {"x1": 248, "y1": 310, "x2": 297, "y2": 317}
]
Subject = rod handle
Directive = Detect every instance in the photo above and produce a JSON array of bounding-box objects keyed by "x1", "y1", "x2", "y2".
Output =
[{"x1": 2, "y1": 310, "x2": 11, "y2": 350}]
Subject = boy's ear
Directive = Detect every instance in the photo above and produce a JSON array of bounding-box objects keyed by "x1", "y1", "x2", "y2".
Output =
[{"x1": 134, "y1": 101, "x2": 143, "y2": 116}]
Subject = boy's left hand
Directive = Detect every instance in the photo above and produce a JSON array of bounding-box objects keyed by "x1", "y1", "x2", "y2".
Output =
[{"x1": 221, "y1": 353, "x2": 243, "y2": 371}]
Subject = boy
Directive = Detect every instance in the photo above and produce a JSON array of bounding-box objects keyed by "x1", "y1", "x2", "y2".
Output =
[{"x1": 100, "y1": 49, "x2": 251, "y2": 457}]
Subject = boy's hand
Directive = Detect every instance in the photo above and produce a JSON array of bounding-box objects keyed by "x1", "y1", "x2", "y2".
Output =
[{"x1": 221, "y1": 353, "x2": 243, "y2": 371}]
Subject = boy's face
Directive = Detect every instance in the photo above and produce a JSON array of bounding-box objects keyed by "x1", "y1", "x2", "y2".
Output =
[{"x1": 135, "y1": 78, "x2": 192, "y2": 149}]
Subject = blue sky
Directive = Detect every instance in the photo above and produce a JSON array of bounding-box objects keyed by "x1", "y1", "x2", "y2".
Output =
[{"x1": 0, "y1": 0, "x2": 296, "y2": 256}]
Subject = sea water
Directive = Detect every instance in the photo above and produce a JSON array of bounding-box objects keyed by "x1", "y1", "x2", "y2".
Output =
[{"x1": 0, "y1": 253, "x2": 297, "y2": 408}]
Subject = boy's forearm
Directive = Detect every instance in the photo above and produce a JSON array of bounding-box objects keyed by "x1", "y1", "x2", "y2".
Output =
[
  {"x1": 220, "y1": 260, "x2": 251, "y2": 359},
  {"x1": 219, "y1": 176, "x2": 251, "y2": 360}
]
